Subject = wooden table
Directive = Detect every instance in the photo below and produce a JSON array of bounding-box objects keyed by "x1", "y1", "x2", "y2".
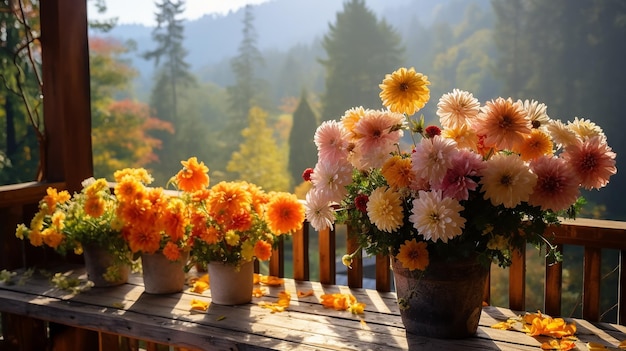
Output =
[{"x1": 0, "y1": 267, "x2": 624, "y2": 350}]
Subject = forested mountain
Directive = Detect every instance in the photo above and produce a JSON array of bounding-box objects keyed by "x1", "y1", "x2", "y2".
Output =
[{"x1": 87, "y1": 0, "x2": 625, "y2": 220}]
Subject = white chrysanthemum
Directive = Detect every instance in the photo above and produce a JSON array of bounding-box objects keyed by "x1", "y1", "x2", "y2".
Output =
[
  {"x1": 479, "y1": 153, "x2": 537, "y2": 208},
  {"x1": 411, "y1": 135, "x2": 458, "y2": 187},
  {"x1": 304, "y1": 190, "x2": 336, "y2": 231},
  {"x1": 366, "y1": 187, "x2": 404, "y2": 233},
  {"x1": 546, "y1": 119, "x2": 578, "y2": 149},
  {"x1": 437, "y1": 89, "x2": 481, "y2": 129},
  {"x1": 409, "y1": 190, "x2": 465, "y2": 243},
  {"x1": 519, "y1": 99, "x2": 550, "y2": 130},
  {"x1": 310, "y1": 160, "x2": 352, "y2": 203},
  {"x1": 567, "y1": 117, "x2": 606, "y2": 142}
]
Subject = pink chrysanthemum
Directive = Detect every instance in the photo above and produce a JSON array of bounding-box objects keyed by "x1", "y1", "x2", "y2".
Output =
[
  {"x1": 437, "y1": 89, "x2": 481, "y2": 129},
  {"x1": 411, "y1": 135, "x2": 459, "y2": 187},
  {"x1": 529, "y1": 156, "x2": 580, "y2": 211},
  {"x1": 353, "y1": 110, "x2": 405, "y2": 168},
  {"x1": 480, "y1": 153, "x2": 537, "y2": 208},
  {"x1": 409, "y1": 190, "x2": 465, "y2": 243},
  {"x1": 433, "y1": 149, "x2": 485, "y2": 201},
  {"x1": 475, "y1": 97, "x2": 531, "y2": 152},
  {"x1": 310, "y1": 160, "x2": 353, "y2": 203},
  {"x1": 561, "y1": 136, "x2": 617, "y2": 190},
  {"x1": 304, "y1": 190, "x2": 336, "y2": 231},
  {"x1": 314, "y1": 120, "x2": 350, "y2": 165}
]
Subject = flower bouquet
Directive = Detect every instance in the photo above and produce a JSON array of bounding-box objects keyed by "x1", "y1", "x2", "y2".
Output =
[
  {"x1": 302, "y1": 67, "x2": 617, "y2": 337},
  {"x1": 15, "y1": 178, "x2": 132, "y2": 286}
]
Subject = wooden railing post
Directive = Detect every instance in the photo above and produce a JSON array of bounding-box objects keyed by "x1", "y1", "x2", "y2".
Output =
[
  {"x1": 544, "y1": 244, "x2": 563, "y2": 317},
  {"x1": 292, "y1": 225, "x2": 309, "y2": 281},
  {"x1": 583, "y1": 247, "x2": 602, "y2": 321},
  {"x1": 346, "y1": 225, "x2": 363, "y2": 289},
  {"x1": 509, "y1": 247, "x2": 526, "y2": 311},
  {"x1": 318, "y1": 226, "x2": 335, "y2": 285}
]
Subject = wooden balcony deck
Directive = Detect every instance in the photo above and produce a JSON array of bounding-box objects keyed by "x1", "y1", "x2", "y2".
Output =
[{"x1": 1, "y1": 266, "x2": 625, "y2": 351}]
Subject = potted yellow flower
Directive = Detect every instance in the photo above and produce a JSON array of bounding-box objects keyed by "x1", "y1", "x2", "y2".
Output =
[
  {"x1": 303, "y1": 67, "x2": 617, "y2": 338},
  {"x1": 171, "y1": 157, "x2": 306, "y2": 305},
  {"x1": 15, "y1": 178, "x2": 132, "y2": 287}
]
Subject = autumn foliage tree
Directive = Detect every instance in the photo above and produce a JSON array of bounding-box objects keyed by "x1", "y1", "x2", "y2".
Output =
[
  {"x1": 227, "y1": 107, "x2": 290, "y2": 192},
  {"x1": 89, "y1": 37, "x2": 173, "y2": 179}
]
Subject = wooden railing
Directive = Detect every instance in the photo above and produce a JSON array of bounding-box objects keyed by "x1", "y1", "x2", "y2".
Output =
[{"x1": 1, "y1": 182, "x2": 625, "y2": 349}]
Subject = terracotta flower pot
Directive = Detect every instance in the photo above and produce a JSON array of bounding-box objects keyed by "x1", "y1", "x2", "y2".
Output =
[
  {"x1": 141, "y1": 251, "x2": 188, "y2": 294},
  {"x1": 82, "y1": 244, "x2": 129, "y2": 287},
  {"x1": 208, "y1": 260, "x2": 254, "y2": 305}
]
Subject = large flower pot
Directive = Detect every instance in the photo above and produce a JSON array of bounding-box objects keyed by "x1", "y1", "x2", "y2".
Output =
[
  {"x1": 208, "y1": 260, "x2": 254, "y2": 305},
  {"x1": 82, "y1": 244, "x2": 129, "y2": 287},
  {"x1": 141, "y1": 251, "x2": 188, "y2": 294},
  {"x1": 392, "y1": 255, "x2": 489, "y2": 339}
]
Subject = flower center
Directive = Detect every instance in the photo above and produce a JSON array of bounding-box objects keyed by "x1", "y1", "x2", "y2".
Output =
[
  {"x1": 399, "y1": 82, "x2": 409, "y2": 91},
  {"x1": 499, "y1": 115, "x2": 513, "y2": 129},
  {"x1": 581, "y1": 153, "x2": 597, "y2": 171},
  {"x1": 500, "y1": 174, "x2": 512, "y2": 186}
]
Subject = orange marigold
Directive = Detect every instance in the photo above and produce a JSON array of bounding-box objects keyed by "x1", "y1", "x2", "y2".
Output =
[
  {"x1": 265, "y1": 192, "x2": 305, "y2": 235},
  {"x1": 84, "y1": 196, "x2": 106, "y2": 218},
  {"x1": 396, "y1": 239, "x2": 429, "y2": 271},
  {"x1": 254, "y1": 240, "x2": 273, "y2": 261},
  {"x1": 175, "y1": 157, "x2": 210, "y2": 192},
  {"x1": 162, "y1": 241, "x2": 181, "y2": 261}
]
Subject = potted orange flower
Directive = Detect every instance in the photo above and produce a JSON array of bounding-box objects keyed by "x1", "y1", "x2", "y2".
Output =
[
  {"x1": 170, "y1": 157, "x2": 306, "y2": 305},
  {"x1": 113, "y1": 167, "x2": 192, "y2": 294}
]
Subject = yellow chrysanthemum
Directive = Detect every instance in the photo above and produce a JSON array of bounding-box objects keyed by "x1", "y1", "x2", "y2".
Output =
[
  {"x1": 84, "y1": 178, "x2": 108, "y2": 197},
  {"x1": 340, "y1": 106, "x2": 367, "y2": 136},
  {"x1": 442, "y1": 124, "x2": 479, "y2": 151},
  {"x1": 379, "y1": 67, "x2": 430, "y2": 115},
  {"x1": 396, "y1": 239, "x2": 429, "y2": 271},
  {"x1": 366, "y1": 187, "x2": 404, "y2": 232},
  {"x1": 517, "y1": 129, "x2": 554, "y2": 161},
  {"x1": 51, "y1": 211, "x2": 66, "y2": 230},
  {"x1": 225, "y1": 230, "x2": 240, "y2": 246},
  {"x1": 113, "y1": 167, "x2": 153, "y2": 184},
  {"x1": 381, "y1": 155, "x2": 413, "y2": 188},
  {"x1": 114, "y1": 177, "x2": 143, "y2": 202}
]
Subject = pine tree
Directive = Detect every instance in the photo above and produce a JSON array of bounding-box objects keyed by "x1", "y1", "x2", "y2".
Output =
[
  {"x1": 227, "y1": 4, "x2": 266, "y2": 134},
  {"x1": 144, "y1": 0, "x2": 195, "y2": 122},
  {"x1": 288, "y1": 90, "x2": 318, "y2": 189},
  {"x1": 227, "y1": 107, "x2": 290, "y2": 192},
  {"x1": 320, "y1": 0, "x2": 404, "y2": 121},
  {"x1": 143, "y1": 0, "x2": 197, "y2": 183}
]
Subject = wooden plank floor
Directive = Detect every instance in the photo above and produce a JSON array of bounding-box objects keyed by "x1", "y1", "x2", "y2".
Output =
[{"x1": 1, "y1": 267, "x2": 625, "y2": 350}]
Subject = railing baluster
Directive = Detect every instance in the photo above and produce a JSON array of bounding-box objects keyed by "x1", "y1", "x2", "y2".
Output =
[
  {"x1": 375, "y1": 254, "x2": 391, "y2": 291},
  {"x1": 292, "y1": 225, "x2": 309, "y2": 281},
  {"x1": 346, "y1": 225, "x2": 363, "y2": 289},
  {"x1": 544, "y1": 244, "x2": 563, "y2": 316},
  {"x1": 509, "y1": 247, "x2": 526, "y2": 311},
  {"x1": 617, "y1": 250, "x2": 626, "y2": 325},
  {"x1": 318, "y1": 226, "x2": 336, "y2": 285},
  {"x1": 583, "y1": 247, "x2": 602, "y2": 321},
  {"x1": 269, "y1": 236, "x2": 284, "y2": 277}
]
